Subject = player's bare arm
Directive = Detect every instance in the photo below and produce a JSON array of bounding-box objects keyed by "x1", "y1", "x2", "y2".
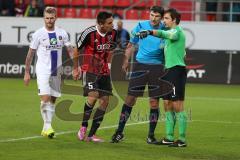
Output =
[
  {"x1": 24, "y1": 48, "x2": 36, "y2": 86},
  {"x1": 122, "y1": 43, "x2": 135, "y2": 73},
  {"x1": 67, "y1": 45, "x2": 82, "y2": 80},
  {"x1": 66, "y1": 45, "x2": 74, "y2": 59},
  {"x1": 72, "y1": 47, "x2": 80, "y2": 80}
]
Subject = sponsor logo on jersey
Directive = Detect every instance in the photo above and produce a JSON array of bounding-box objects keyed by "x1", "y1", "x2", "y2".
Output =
[
  {"x1": 50, "y1": 38, "x2": 57, "y2": 45},
  {"x1": 96, "y1": 43, "x2": 113, "y2": 51},
  {"x1": 46, "y1": 37, "x2": 62, "y2": 50},
  {"x1": 46, "y1": 44, "x2": 63, "y2": 50}
]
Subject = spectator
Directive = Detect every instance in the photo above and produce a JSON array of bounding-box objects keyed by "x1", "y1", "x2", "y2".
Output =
[
  {"x1": 24, "y1": 0, "x2": 43, "y2": 17},
  {"x1": 15, "y1": 0, "x2": 26, "y2": 17},
  {"x1": 0, "y1": 0, "x2": 15, "y2": 16},
  {"x1": 37, "y1": 0, "x2": 44, "y2": 9},
  {"x1": 116, "y1": 19, "x2": 130, "y2": 49}
]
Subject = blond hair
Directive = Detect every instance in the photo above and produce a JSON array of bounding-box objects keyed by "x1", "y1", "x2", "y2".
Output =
[{"x1": 44, "y1": 6, "x2": 57, "y2": 16}]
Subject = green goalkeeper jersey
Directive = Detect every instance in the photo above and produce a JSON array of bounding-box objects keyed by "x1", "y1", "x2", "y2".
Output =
[{"x1": 155, "y1": 26, "x2": 186, "y2": 69}]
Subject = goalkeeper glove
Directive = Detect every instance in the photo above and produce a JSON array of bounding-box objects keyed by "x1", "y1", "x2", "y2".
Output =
[{"x1": 136, "y1": 30, "x2": 153, "y2": 39}]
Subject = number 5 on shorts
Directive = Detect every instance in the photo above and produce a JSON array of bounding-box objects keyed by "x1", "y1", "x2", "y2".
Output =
[{"x1": 88, "y1": 82, "x2": 93, "y2": 89}]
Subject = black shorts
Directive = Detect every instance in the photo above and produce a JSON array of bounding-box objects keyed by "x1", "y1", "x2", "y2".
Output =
[
  {"x1": 127, "y1": 62, "x2": 172, "y2": 98},
  {"x1": 82, "y1": 72, "x2": 112, "y2": 97},
  {"x1": 162, "y1": 65, "x2": 187, "y2": 101}
]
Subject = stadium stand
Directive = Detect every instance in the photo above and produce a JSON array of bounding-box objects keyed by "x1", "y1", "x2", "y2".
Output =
[
  {"x1": 101, "y1": 0, "x2": 115, "y2": 7},
  {"x1": 71, "y1": 0, "x2": 85, "y2": 7},
  {"x1": 63, "y1": 8, "x2": 77, "y2": 18},
  {"x1": 117, "y1": 0, "x2": 131, "y2": 8},
  {"x1": 43, "y1": 0, "x2": 55, "y2": 6},
  {"x1": 56, "y1": 7, "x2": 63, "y2": 17},
  {"x1": 78, "y1": 8, "x2": 93, "y2": 18},
  {"x1": 170, "y1": 0, "x2": 194, "y2": 21},
  {"x1": 115, "y1": 9, "x2": 124, "y2": 18},
  {"x1": 140, "y1": 10, "x2": 150, "y2": 20},
  {"x1": 6, "y1": 0, "x2": 240, "y2": 22},
  {"x1": 132, "y1": 0, "x2": 146, "y2": 8},
  {"x1": 56, "y1": 0, "x2": 70, "y2": 7},
  {"x1": 125, "y1": 9, "x2": 139, "y2": 19},
  {"x1": 86, "y1": 0, "x2": 100, "y2": 7}
]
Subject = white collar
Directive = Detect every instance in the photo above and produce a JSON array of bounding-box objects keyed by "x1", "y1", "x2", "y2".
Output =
[
  {"x1": 96, "y1": 25, "x2": 106, "y2": 37},
  {"x1": 44, "y1": 26, "x2": 56, "y2": 33}
]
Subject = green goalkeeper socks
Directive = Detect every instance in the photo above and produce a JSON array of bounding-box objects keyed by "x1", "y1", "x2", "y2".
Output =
[
  {"x1": 176, "y1": 111, "x2": 187, "y2": 142},
  {"x1": 165, "y1": 111, "x2": 175, "y2": 141}
]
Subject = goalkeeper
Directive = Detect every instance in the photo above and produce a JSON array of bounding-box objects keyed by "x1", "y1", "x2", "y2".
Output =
[{"x1": 138, "y1": 8, "x2": 187, "y2": 147}]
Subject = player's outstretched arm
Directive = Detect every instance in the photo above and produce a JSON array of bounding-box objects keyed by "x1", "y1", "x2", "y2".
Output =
[
  {"x1": 122, "y1": 43, "x2": 135, "y2": 73},
  {"x1": 72, "y1": 47, "x2": 80, "y2": 80},
  {"x1": 137, "y1": 29, "x2": 179, "y2": 40},
  {"x1": 152, "y1": 29, "x2": 179, "y2": 40},
  {"x1": 24, "y1": 48, "x2": 36, "y2": 86}
]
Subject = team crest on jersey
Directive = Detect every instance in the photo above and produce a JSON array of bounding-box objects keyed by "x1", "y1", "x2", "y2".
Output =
[
  {"x1": 94, "y1": 39, "x2": 98, "y2": 43},
  {"x1": 59, "y1": 36, "x2": 62, "y2": 40},
  {"x1": 50, "y1": 38, "x2": 57, "y2": 45}
]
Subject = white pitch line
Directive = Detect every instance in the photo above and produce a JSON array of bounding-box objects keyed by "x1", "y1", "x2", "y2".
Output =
[
  {"x1": 1, "y1": 120, "x2": 240, "y2": 143},
  {"x1": 0, "y1": 121, "x2": 149, "y2": 143},
  {"x1": 0, "y1": 135, "x2": 43, "y2": 143}
]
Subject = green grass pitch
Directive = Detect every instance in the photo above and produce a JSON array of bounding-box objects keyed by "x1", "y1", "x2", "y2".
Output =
[{"x1": 0, "y1": 78, "x2": 240, "y2": 160}]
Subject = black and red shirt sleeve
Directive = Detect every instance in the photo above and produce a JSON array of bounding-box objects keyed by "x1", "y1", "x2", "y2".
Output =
[{"x1": 76, "y1": 26, "x2": 95, "y2": 50}]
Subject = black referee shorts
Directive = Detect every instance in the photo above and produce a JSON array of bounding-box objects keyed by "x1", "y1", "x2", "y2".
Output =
[
  {"x1": 162, "y1": 65, "x2": 187, "y2": 101},
  {"x1": 127, "y1": 62, "x2": 171, "y2": 98}
]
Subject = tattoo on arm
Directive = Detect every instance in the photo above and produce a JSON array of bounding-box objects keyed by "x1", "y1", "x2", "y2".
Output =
[{"x1": 25, "y1": 48, "x2": 36, "y2": 74}]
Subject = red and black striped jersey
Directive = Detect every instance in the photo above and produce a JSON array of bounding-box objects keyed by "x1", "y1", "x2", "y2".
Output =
[{"x1": 76, "y1": 26, "x2": 117, "y2": 75}]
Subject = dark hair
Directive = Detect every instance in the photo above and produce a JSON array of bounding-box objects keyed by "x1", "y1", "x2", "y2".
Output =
[
  {"x1": 165, "y1": 8, "x2": 181, "y2": 25},
  {"x1": 150, "y1": 6, "x2": 164, "y2": 17},
  {"x1": 97, "y1": 11, "x2": 113, "y2": 25}
]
